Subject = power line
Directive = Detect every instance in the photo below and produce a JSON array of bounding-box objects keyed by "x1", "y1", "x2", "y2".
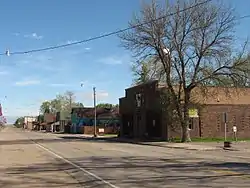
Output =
[
  {"x1": 3, "y1": 0, "x2": 250, "y2": 57},
  {"x1": 0, "y1": 0, "x2": 212, "y2": 56},
  {"x1": 5, "y1": 2, "x2": 250, "y2": 57}
]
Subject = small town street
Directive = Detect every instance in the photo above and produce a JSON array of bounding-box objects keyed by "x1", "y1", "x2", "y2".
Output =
[
  {"x1": 1, "y1": 126, "x2": 250, "y2": 188},
  {"x1": 1, "y1": 1, "x2": 250, "y2": 187}
]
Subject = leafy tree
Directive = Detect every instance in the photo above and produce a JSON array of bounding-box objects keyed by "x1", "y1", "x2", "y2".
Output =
[
  {"x1": 73, "y1": 102, "x2": 84, "y2": 107},
  {"x1": 96, "y1": 103, "x2": 118, "y2": 108},
  {"x1": 132, "y1": 61, "x2": 151, "y2": 84},
  {"x1": 132, "y1": 56, "x2": 165, "y2": 85},
  {"x1": 119, "y1": 0, "x2": 250, "y2": 142},
  {"x1": 51, "y1": 97, "x2": 64, "y2": 113},
  {"x1": 39, "y1": 91, "x2": 84, "y2": 115},
  {"x1": 37, "y1": 114, "x2": 44, "y2": 123},
  {"x1": 40, "y1": 101, "x2": 51, "y2": 114},
  {"x1": 14, "y1": 117, "x2": 25, "y2": 128}
]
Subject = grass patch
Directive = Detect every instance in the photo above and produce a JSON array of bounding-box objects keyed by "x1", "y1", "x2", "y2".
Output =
[{"x1": 102, "y1": 134, "x2": 118, "y2": 137}]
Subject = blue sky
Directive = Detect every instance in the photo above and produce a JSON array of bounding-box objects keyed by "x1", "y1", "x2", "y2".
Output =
[{"x1": 0, "y1": 0, "x2": 249, "y2": 123}]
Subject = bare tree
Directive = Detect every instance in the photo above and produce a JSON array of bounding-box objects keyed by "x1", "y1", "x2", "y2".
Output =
[
  {"x1": 40, "y1": 91, "x2": 83, "y2": 115},
  {"x1": 119, "y1": 0, "x2": 250, "y2": 142},
  {"x1": 64, "y1": 91, "x2": 74, "y2": 110}
]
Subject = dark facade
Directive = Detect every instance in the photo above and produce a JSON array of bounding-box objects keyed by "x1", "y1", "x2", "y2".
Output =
[
  {"x1": 119, "y1": 80, "x2": 250, "y2": 139},
  {"x1": 119, "y1": 80, "x2": 166, "y2": 138}
]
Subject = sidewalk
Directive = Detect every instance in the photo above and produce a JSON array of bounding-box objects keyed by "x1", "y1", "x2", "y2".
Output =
[
  {"x1": 145, "y1": 142, "x2": 220, "y2": 151},
  {"x1": 105, "y1": 136, "x2": 250, "y2": 151},
  {"x1": 39, "y1": 131, "x2": 250, "y2": 151},
  {"x1": 74, "y1": 134, "x2": 220, "y2": 151},
  {"x1": 108, "y1": 137, "x2": 220, "y2": 151}
]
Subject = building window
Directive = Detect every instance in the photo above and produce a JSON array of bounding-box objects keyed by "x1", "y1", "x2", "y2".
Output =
[
  {"x1": 141, "y1": 93, "x2": 145, "y2": 105},
  {"x1": 248, "y1": 116, "x2": 250, "y2": 127},
  {"x1": 216, "y1": 115, "x2": 221, "y2": 131},
  {"x1": 189, "y1": 118, "x2": 194, "y2": 130},
  {"x1": 135, "y1": 93, "x2": 142, "y2": 107},
  {"x1": 152, "y1": 119, "x2": 156, "y2": 127},
  {"x1": 241, "y1": 116, "x2": 244, "y2": 129}
]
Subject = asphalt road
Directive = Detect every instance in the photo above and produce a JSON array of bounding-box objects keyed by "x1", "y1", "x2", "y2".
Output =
[{"x1": 1, "y1": 126, "x2": 250, "y2": 188}]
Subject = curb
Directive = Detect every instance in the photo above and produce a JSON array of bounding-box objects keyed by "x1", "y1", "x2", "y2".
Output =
[
  {"x1": 223, "y1": 147, "x2": 240, "y2": 151},
  {"x1": 144, "y1": 144, "x2": 220, "y2": 151},
  {"x1": 104, "y1": 138, "x2": 220, "y2": 151},
  {"x1": 161, "y1": 146, "x2": 220, "y2": 151}
]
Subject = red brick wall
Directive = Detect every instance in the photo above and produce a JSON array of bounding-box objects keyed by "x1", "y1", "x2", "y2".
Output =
[
  {"x1": 83, "y1": 126, "x2": 118, "y2": 135},
  {"x1": 44, "y1": 113, "x2": 56, "y2": 123},
  {"x1": 165, "y1": 114, "x2": 201, "y2": 140},
  {"x1": 167, "y1": 104, "x2": 250, "y2": 140},
  {"x1": 200, "y1": 105, "x2": 250, "y2": 139}
]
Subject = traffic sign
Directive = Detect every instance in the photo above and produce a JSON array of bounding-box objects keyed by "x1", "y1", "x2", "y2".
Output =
[{"x1": 188, "y1": 108, "x2": 199, "y2": 118}]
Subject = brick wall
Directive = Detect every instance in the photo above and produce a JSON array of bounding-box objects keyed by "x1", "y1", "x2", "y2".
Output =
[
  {"x1": 83, "y1": 126, "x2": 119, "y2": 135},
  {"x1": 166, "y1": 104, "x2": 250, "y2": 140},
  {"x1": 200, "y1": 104, "x2": 250, "y2": 139},
  {"x1": 44, "y1": 113, "x2": 56, "y2": 123}
]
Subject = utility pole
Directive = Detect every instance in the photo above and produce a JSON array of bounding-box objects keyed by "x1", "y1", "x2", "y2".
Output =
[
  {"x1": 93, "y1": 87, "x2": 97, "y2": 137},
  {"x1": 68, "y1": 91, "x2": 73, "y2": 133},
  {"x1": 69, "y1": 94, "x2": 72, "y2": 110},
  {"x1": 39, "y1": 111, "x2": 41, "y2": 131}
]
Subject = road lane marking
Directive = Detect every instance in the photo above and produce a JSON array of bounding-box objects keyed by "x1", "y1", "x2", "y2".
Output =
[{"x1": 31, "y1": 140, "x2": 120, "y2": 188}]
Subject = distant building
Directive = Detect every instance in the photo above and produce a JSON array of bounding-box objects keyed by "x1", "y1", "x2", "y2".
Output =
[
  {"x1": 24, "y1": 116, "x2": 37, "y2": 130},
  {"x1": 70, "y1": 107, "x2": 120, "y2": 134},
  {"x1": 55, "y1": 111, "x2": 71, "y2": 132},
  {"x1": 44, "y1": 113, "x2": 56, "y2": 132}
]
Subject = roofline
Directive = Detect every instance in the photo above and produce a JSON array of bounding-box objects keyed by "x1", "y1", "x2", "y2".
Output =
[
  {"x1": 125, "y1": 80, "x2": 159, "y2": 91},
  {"x1": 155, "y1": 83, "x2": 250, "y2": 91}
]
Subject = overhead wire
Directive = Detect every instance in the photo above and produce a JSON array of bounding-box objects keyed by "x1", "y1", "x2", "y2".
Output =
[
  {"x1": 1, "y1": 0, "x2": 250, "y2": 57},
  {"x1": 0, "y1": 0, "x2": 212, "y2": 56}
]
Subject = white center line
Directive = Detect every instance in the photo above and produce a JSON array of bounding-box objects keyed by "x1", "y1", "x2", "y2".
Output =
[{"x1": 31, "y1": 139, "x2": 120, "y2": 188}]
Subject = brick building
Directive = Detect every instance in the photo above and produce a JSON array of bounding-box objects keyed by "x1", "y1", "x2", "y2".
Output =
[{"x1": 119, "y1": 80, "x2": 250, "y2": 140}]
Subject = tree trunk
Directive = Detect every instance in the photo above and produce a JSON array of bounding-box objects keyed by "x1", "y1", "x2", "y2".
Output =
[
  {"x1": 181, "y1": 90, "x2": 191, "y2": 142},
  {"x1": 181, "y1": 121, "x2": 191, "y2": 142}
]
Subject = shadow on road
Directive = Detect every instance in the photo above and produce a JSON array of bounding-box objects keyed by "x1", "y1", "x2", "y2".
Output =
[
  {"x1": 0, "y1": 134, "x2": 168, "y2": 148},
  {"x1": 0, "y1": 138, "x2": 72, "y2": 145},
  {"x1": 1, "y1": 156, "x2": 250, "y2": 187}
]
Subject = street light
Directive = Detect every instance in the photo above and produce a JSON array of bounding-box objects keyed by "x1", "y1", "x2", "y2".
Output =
[
  {"x1": 5, "y1": 50, "x2": 10, "y2": 56},
  {"x1": 163, "y1": 48, "x2": 170, "y2": 55}
]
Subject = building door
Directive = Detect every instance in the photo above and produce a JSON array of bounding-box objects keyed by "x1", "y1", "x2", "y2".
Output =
[
  {"x1": 136, "y1": 114, "x2": 141, "y2": 137},
  {"x1": 122, "y1": 114, "x2": 134, "y2": 137},
  {"x1": 146, "y1": 111, "x2": 161, "y2": 138}
]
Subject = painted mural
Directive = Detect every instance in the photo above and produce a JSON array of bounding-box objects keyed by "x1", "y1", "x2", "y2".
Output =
[{"x1": 71, "y1": 107, "x2": 120, "y2": 131}]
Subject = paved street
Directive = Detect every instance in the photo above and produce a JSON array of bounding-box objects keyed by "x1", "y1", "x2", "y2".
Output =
[{"x1": 1, "y1": 126, "x2": 250, "y2": 187}]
